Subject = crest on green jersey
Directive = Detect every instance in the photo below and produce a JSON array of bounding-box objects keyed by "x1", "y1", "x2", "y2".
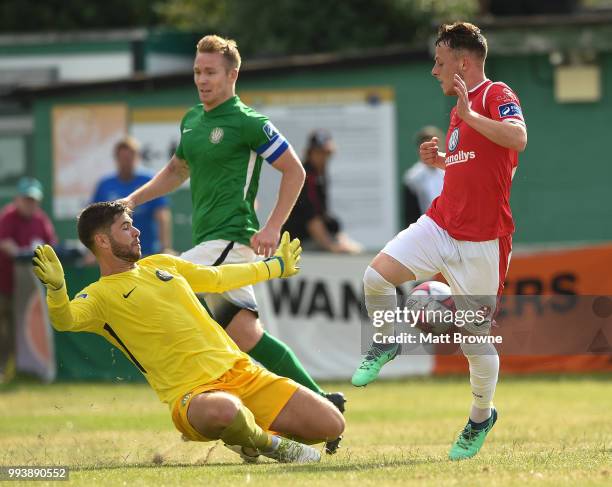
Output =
[{"x1": 209, "y1": 127, "x2": 224, "y2": 144}]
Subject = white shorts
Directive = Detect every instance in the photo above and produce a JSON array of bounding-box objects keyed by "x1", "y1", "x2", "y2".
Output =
[
  {"x1": 382, "y1": 215, "x2": 512, "y2": 335},
  {"x1": 180, "y1": 240, "x2": 259, "y2": 324}
]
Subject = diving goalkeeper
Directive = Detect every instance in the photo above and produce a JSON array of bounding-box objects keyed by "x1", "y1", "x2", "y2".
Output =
[{"x1": 32, "y1": 201, "x2": 344, "y2": 463}]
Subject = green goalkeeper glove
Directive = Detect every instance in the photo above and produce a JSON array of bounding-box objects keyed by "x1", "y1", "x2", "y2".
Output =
[
  {"x1": 264, "y1": 231, "x2": 302, "y2": 278},
  {"x1": 32, "y1": 244, "x2": 65, "y2": 291}
]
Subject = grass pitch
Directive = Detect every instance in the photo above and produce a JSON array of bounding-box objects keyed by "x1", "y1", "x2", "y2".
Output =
[{"x1": 0, "y1": 374, "x2": 610, "y2": 486}]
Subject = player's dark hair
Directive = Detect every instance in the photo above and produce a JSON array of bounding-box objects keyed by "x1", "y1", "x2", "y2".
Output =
[
  {"x1": 304, "y1": 129, "x2": 335, "y2": 161},
  {"x1": 435, "y1": 22, "x2": 487, "y2": 60},
  {"x1": 415, "y1": 126, "x2": 444, "y2": 147},
  {"x1": 77, "y1": 201, "x2": 132, "y2": 252}
]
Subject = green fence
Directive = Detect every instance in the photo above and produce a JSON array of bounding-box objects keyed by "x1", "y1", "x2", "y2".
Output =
[
  {"x1": 30, "y1": 51, "x2": 612, "y2": 249},
  {"x1": 55, "y1": 265, "x2": 144, "y2": 382}
]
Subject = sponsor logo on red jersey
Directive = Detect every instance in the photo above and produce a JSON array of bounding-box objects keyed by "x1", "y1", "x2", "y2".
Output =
[{"x1": 445, "y1": 150, "x2": 476, "y2": 166}]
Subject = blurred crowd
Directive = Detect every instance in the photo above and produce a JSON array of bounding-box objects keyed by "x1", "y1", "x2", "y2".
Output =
[
  {"x1": 0, "y1": 177, "x2": 57, "y2": 382},
  {"x1": 0, "y1": 123, "x2": 445, "y2": 384}
]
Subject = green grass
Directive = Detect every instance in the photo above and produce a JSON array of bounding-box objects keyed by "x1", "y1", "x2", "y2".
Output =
[{"x1": 1, "y1": 375, "x2": 611, "y2": 486}]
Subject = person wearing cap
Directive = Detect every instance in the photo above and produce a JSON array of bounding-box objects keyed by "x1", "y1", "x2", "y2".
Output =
[
  {"x1": 0, "y1": 177, "x2": 57, "y2": 383},
  {"x1": 91, "y1": 136, "x2": 173, "y2": 256},
  {"x1": 402, "y1": 126, "x2": 445, "y2": 227},
  {"x1": 284, "y1": 130, "x2": 362, "y2": 254}
]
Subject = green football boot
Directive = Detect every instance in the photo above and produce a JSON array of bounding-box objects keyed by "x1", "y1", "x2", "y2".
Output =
[
  {"x1": 448, "y1": 408, "x2": 498, "y2": 461},
  {"x1": 351, "y1": 343, "x2": 400, "y2": 387}
]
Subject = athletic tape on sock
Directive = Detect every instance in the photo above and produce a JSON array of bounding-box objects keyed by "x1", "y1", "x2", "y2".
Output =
[
  {"x1": 461, "y1": 341, "x2": 499, "y2": 409},
  {"x1": 363, "y1": 266, "x2": 397, "y2": 339}
]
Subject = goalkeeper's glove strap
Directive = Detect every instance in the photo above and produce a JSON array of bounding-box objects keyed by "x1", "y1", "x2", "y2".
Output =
[{"x1": 264, "y1": 256, "x2": 284, "y2": 277}]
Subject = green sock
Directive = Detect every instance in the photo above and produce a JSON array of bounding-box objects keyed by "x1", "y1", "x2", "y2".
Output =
[
  {"x1": 249, "y1": 331, "x2": 324, "y2": 395},
  {"x1": 220, "y1": 405, "x2": 271, "y2": 451}
]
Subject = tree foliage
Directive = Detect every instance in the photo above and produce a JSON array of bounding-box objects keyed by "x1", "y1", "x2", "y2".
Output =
[
  {"x1": 155, "y1": 0, "x2": 479, "y2": 57},
  {"x1": 0, "y1": 0, "x2": 160, "y2": 32},
  {"x1": 0, "y1": 0, "x2": 479, "y2": 58}
]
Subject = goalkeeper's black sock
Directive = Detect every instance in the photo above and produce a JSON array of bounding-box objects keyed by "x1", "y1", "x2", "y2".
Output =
[{"x1": 248, "y1": 331, "x2": 324, "y2": 395}]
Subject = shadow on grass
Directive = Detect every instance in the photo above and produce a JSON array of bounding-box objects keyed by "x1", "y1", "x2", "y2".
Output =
[{"x1": 71, "y1": 455, "x2": 441, "y2": 474}]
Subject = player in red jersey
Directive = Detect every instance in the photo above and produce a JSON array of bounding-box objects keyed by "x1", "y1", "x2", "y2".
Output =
[{"x1": 352, "y1": 22, "x2": 527, "y2": 460}]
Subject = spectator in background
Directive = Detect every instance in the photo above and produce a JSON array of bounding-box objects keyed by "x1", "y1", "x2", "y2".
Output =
[
  {"x1": 0, "y1": 177, "x2": 57, "y2": 383},
  {"x1": 284, "y1": 130, "x2": 362, "y2": 253},
  {"x1": 92, "y1": 136, "x2": 173, "y2": 256},
  {"x1": 402, "y1": 126, "x2": 445, "y2": 227}
]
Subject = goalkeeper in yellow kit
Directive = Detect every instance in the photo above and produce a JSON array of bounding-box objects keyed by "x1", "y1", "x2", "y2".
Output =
[{"x1": 32, "y1": 201, "x2": 344, "y2": 463}]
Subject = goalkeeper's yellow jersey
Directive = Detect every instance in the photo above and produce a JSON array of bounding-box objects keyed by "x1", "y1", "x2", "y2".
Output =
[{"x1": 46, "y1": 254, "x2": 275, "y2": 406}]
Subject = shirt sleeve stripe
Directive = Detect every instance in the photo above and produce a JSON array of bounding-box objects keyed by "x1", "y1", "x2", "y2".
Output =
[
  {"x1": 261, "y1": 136, "x2": 287, "y2": 159},
  {"x1": 255, "y1": 136, "x2": 278, "y2": 155},
  {"x1": 482, "y1": 82, "x2": 497, "y2": 111},
  {"x1": 503, "y1": 118, "x2": 526, "y2": 126},
  {"x1": 264, "y1": 140, "x2": 289, "y2": 164}
]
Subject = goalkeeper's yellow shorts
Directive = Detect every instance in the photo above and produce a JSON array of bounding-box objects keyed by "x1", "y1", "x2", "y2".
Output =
[{"x1": 171, "y1": 358, "x2": 299, "y2": 442}]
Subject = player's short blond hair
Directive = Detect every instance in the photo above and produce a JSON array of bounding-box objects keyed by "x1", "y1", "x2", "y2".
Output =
[{"x1": 196, "y1": 35, "x2": 241, "y2": 71}]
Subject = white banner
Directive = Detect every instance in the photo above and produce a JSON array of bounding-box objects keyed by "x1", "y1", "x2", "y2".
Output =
[
  {"x1": 129, "y1": 91, "x2": 399, "y2": 251},
  {"x1": 243, "y1": 87, "x2": 398, "y2": 251},
  {"x1": 14, "y1": 262, "x2": 55, "y2": 382},
  {"x1": 52, "y1": 104, "x2": 127, "y2": 219},
  {"x1": 130, "y1": 108, "x2": 186, "y2": 175},
  {"x1": 254, "y1": 252, "x2": 433, "y2": 380}
]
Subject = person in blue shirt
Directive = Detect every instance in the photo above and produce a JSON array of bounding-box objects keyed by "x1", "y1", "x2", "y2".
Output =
[{"x1": 92, "y1": 137, "x2": 173, "y2": 255}]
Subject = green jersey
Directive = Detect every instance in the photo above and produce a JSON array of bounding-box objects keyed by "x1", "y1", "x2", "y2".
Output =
[{"x1": 175, "y1": 96, "x2": 290, "y2": 246}]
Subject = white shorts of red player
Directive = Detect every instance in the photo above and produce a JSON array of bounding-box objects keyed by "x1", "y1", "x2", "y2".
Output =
[{"x1": 382, "y1": 215, "x2": 512, "y2": 335}]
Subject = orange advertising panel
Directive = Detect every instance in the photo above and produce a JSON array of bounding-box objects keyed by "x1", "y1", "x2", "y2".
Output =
[
  {"x1": 434, "y1": 244, "x2": 612, "y2": 374},
  {"x1": 503, "y1": 243, "x2": 612, "y2": 296}
]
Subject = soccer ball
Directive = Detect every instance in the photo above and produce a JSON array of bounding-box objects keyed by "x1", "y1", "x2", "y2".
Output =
[{"x1": 408, "y1": 281, "x2": 455, "y2": 335}]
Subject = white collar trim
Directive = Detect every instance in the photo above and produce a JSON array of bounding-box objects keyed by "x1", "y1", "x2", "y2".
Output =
[{"x1": 468, "y1": 78, "x2": 490, "y2": 94}]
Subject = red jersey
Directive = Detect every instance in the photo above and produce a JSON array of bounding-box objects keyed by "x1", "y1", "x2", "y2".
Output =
[
  {"x1": 0, "y1": 203, "x2": 57, "y2": 295},
  {"x1": 427, "y1": 79, "x2": 525, "y2": 241}
]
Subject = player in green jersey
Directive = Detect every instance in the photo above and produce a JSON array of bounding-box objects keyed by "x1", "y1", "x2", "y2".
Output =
[{"x1": 123, "y1": 35, "x2": 344, "y2": 454}]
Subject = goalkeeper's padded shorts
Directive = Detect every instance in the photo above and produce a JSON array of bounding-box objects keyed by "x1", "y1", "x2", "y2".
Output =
[{"x1": 171, "y1": 358, "x2": 299, "y2": 442}]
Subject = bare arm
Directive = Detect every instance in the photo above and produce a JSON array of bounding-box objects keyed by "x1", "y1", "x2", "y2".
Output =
[
  {"x1": 250, "y1": 147, "x2": 305, "y2": 257},
  {"x1": 305, "y1": 217, "x2": 360, "y2": 253},
  {"x1": 154, "y1": 206, "x2": 174, "y2": 253},
  {"x1": 124, "y1": 155, "x2": 190, "y2": 209},
  {"x1": 306, "y1": 217, "x2": 339, "y2": 252},
  {"x1": 0, "y1": 239, "x2": 19, "y2": 257},
  {"x1": 454, "y1": 74, "x2": 527, "y2": 152},
  {"x1": 463, "y1": 115, "x2": 527, "y2": 152}
]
